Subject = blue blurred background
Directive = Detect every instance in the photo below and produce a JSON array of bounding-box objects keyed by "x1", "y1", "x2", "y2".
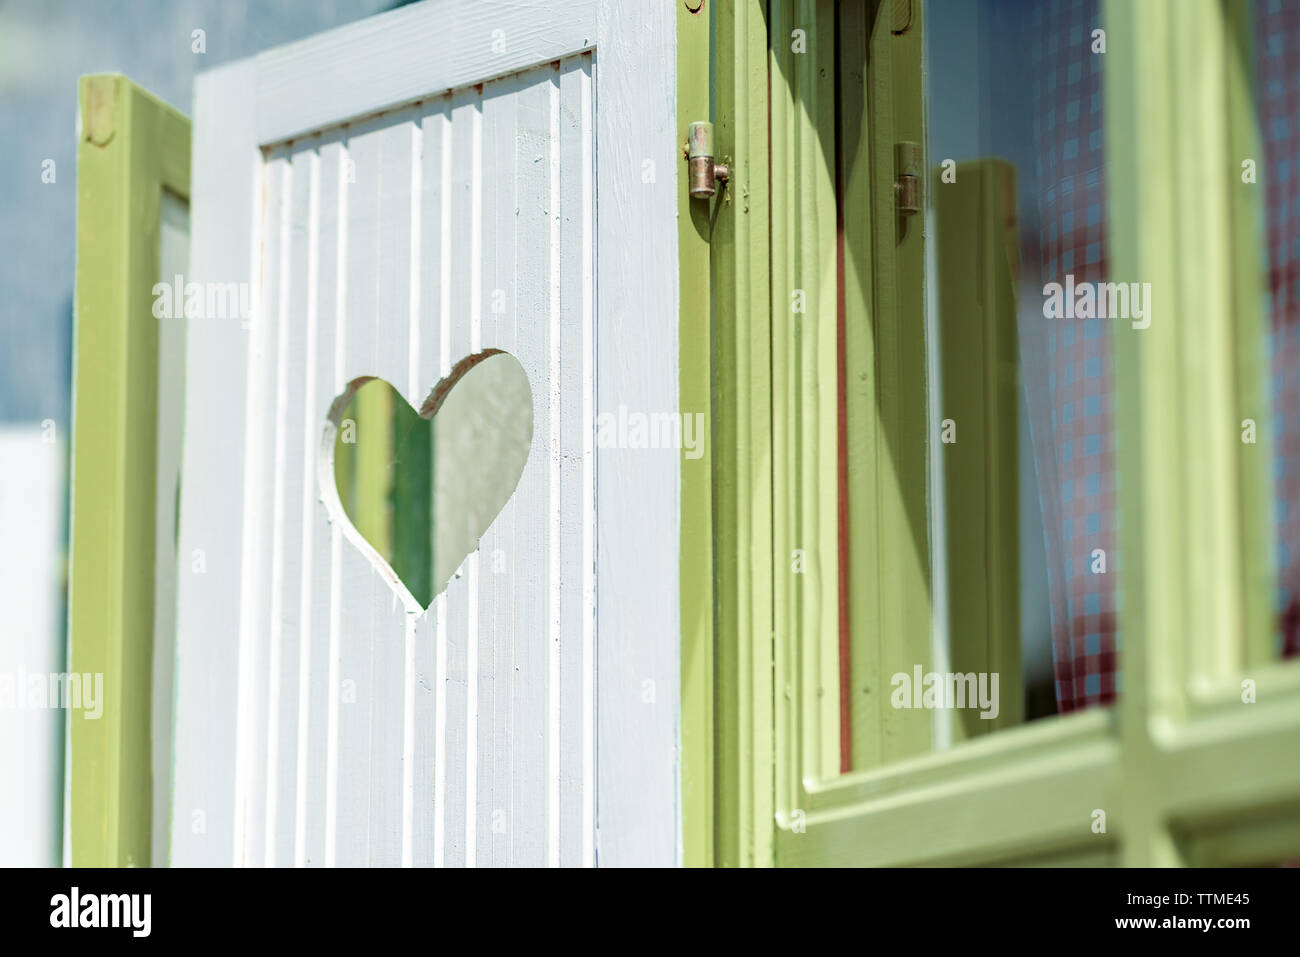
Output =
[
  {"x1": 0, "y1": 0, "x2": 397, "y2": 867},
  {"x1": 0, "y1": 0, "x2": 400, "y2": 427}
]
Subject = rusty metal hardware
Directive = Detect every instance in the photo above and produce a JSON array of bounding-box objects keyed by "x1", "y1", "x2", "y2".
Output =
[{"x1": 686, "y1": 121, "x2": 730, "y2": 199}]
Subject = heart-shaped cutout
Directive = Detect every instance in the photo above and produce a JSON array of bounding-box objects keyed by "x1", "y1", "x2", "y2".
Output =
[{"x1": 321, "y1": 351, "x2": 533, "y2": 609}]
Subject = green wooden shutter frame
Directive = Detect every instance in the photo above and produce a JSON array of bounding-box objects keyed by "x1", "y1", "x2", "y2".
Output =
[
  {"x1": 771, "y1": 0, "x2": 1119, "y2": 868},
  {"x1": 681, "y1": 0, "x2": 1104, "y2": 868},
  {"x1": 933, "y1": 158, "x2": 1024, "y2": 743},
  {"x1": 1107, "y1": 0, "x2": 1300, "y2": 867},
  {"x1": 678, "y1": 0, "x2": 715, "y2": 868},
  {"x1": 681, "y1": 0, "x2": 1300, "y2": 868},
  {"x1": 714, "y1": 0, "x2": 776, "y2": 869},
  {"x1": 836, "y1": 0, "x2": 935, "y2": 770},
  {"x1": 70, "y1": 75, "x2": 190, "y2": 866},
  {"x1": 770, "y1": 0, "x2": 844, "y2": 818},
  {"x1": 678, "y1": 0, "x2": 775, "y2": 867}
]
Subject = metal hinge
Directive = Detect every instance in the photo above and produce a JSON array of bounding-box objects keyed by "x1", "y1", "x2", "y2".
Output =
[
  {"x1": 685, "y1": 121, "x2": 730, "y2": 199},
  {"x1": 894, "y1": 141, "x2": 921, "y2": 216}
]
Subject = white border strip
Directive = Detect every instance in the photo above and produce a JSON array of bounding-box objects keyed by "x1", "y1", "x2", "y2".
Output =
[{"x1": 255, "y1": 0, "x2": 597, "y2": 145}]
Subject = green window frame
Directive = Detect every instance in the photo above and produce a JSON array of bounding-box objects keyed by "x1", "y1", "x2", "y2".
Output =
[
  {"x1": 685, "y1": 0, "x2": 1300, "y2": 867},
  {"x1": 70, "y1": 75, "x2": 191, "y2": 866}
]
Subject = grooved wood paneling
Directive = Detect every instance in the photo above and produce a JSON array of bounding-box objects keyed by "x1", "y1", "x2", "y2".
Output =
[
  {"x1": 175, "y1": 0, "x2": 680, "y2": 868},
  {"x1": 232, "y1": 57, "x2": 594, "y2": 868}
]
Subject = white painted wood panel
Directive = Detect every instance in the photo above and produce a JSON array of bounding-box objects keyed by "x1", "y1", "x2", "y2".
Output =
[
  {"x1": 172, "y1": 58, "x2": 257, "y2": 866},
  {"x1": 174, "y1": 0, "x2": 678, "y2": 867},
  {"x1": 0, "y1": 427, "x2": 64, "y2": 867}
]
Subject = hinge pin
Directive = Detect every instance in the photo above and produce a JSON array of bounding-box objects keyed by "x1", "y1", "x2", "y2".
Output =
[
  {"x1": 687, "y1": 121, "x2": 729, "y2": 198},
  {"x1": 894, "y1": 141, "x2": 922, "y2": 216}
]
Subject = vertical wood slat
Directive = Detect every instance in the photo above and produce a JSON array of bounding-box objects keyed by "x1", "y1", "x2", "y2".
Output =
[
  {"x1": 769, "y1": 0, "x2": 842, "y2": 827},
  {"x1": 232, "y1": 148, "x2": 287, "y2": 866},
  {"x1": 297, "y1": 135, "x2": 343, "y2": 866},
  {"x1": 172, "y1": 60, "x2": 254, "y2": 868},
  {"x1": 411, "y1": 98, "x2": 448, "y2": 867},
  {"x1": 265, "y1": 145, "x2": 315, "y2": 866},
  {"x1": 508, "y1": 67, "x2": 555, "y2": 867},
  {"x1": 557, "y1": 59, "x2": 592, "y2": 868},
  {"x1": 590, "y1": 0, "x2": 680, "y2": 865},
  {"x1": 861, "y1": 0, "x2": 932, "y2": 767},
  {"x1": 443, "y1": 85, "x2": 478, "y2": 868},
  {"x1": 229, "y1": 55, "x2": 595, "y2": 867},
  {"x1": 477, "y1": 71, "x2": 521, "y2": 868},
  {"x1": 335, "y1": 112, "x2": 407, "y2": 867},
  {"x1": 373, "y1": 112, "x2": 419, "y2": 867},
  {"x1": 401, "y1": 110, "x2": 425, "y2": 869},
  {"x1": 323, "y1": 135, "x2": 351, "y2": 867}
]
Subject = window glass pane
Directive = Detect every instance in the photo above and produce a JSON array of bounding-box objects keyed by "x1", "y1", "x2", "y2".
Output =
[
  {"x1": 1256, "y1": 0, "x2": 1300, "y2": 662},
  {"x1": 925, "y1": 0, "x2": 1118, "y2": 738}
]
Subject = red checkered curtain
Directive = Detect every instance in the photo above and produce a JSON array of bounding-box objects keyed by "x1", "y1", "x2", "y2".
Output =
[
  {"x1": 1023, "y1": 0, "x2": 1120, "y2": 712},
  {"x1": 1259, "y1": 0, "x2": 1300, "y2": 659}
]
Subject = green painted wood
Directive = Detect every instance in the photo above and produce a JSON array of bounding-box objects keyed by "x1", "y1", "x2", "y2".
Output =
[
  {"x1": 391, "y1": 392, "x2": 433, "y2": 607},
  {"x1": 333, "y1": 400, "x2": 360, "y2": 527},
  {"x1": 779, "y1": 0, "x2": 1300, "y2": 868},
  {"x1": 933, "y1": 160, "x2": 1023, "y2": 739},
  {"x1": 770, "y1": 0, "x2": 842, "y2": 833},
  {"x1": 861, "y1": 0, "x2": 932, "y2": 768},
  {"x1": 779, "y1": 710, "x2": 1119, "y2": 866},
  {"x1": 678, "y1": 0, "x2": 775, "y2": 869},
  {"x1": 353, "y1": 382, "x2": 394, "y2": 561},
  {"x1": 835, "y1": 0, "x2": 933, "y2": 773},
  {"x1": 1106, "y1": 0, "x2": 1291, "y2": 866},
  {"x1": 1106, "y1": 0, "x2": 1181, "y2": 868},
  {"x1": 1112, "y1": 0, "x2": 1300, "y2": 867},
  {"x1": 705, "y1": 0, "x2": 775, "y2": 869},
  {"x1": 677, "y1": 0, "x2": 715, "y2": 869},
  {"x1": 334, "y1": 380, "x2": 436, "y2": 606},
  {"x1": 739, "y1": 0, "x2": 1300, "y2": 870},
  {"x1": 1109, "y1": 0, "x2": 1269, "y2": 723},
  {"x1": 838, "y1": 0, "x2": 882, "y2": 772},
  {"x1": 70, "y1": 74, "x2": 190, "y2": 867}
]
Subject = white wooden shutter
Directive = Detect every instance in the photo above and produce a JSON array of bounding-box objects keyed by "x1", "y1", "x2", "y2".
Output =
[{"x1": 172, "y1": 0, "x2": 679, "y2": 867}]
